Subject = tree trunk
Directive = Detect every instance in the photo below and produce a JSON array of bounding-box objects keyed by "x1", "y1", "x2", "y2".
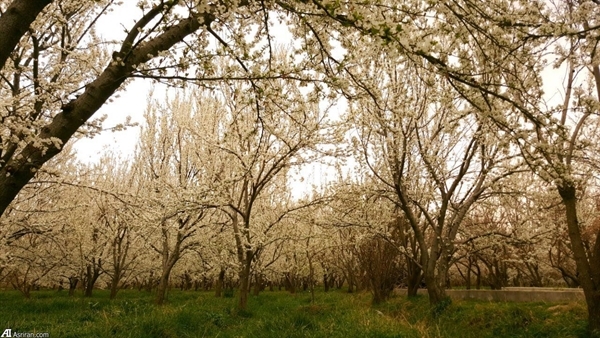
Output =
[
  {"x1": 68, "y1": 276, "x2": 78, "y2": 296},
  {"x1": 559, "y1": 267, "x2": 580, "y2": 288},
  {"x1": 587, "y1": 292, "x2": 600, "y2": 337},
  {"x1": 156, "y1": 274, "x2": 169, "y2": 305},
  {"x1": 0, "y1": 0, "x2": 53, "y2": 70},
  {"x1": 109, "y1": 271, "x2": 120, "y2": 300},
  {"x1": 407, "y1": 274, "x2": 422, "y2": 297},
  {"x1": 475, "y1": 263, "x2": 482, "y2": 289},
  {"x1": 285, "y1": 272, "x2": 296, "y2": 294},
  {"x1": 425, "y1": 276, "x2": 447, "y2": 305},
  {"x1": 183, "y1": 272, "x2": 192, "y2": 291},
  {"x1": 372, "y1": 288, "x2": 385, "y2": 304},
  {"x1": 84, "y1": 261, "x2": 101, "y2": 297},
  {"x1": 559, "y1": 185, "x2": 600, "y2": 336},
  {"x1": 423, "y1": 248, "x2": 451, "y2": 306},
  {"x1": 238, "y1": 259, "x2": 252, "y2": 311},
  {"x1": 156, "y1": 263, "x2": 176, "y2": 305},
  {"x1": 22, "y1": 284, "x2": 32, "y2": 299},
  {"x1": 466, "y1": 259, "x2": 472, "y2": 290},
  {"x1": 215, "y1": 268, "x2": 225, "y2": 297},
  {"x1": 252, "y1": 273, "x2": 262, "y2": 296},
  {"x1": 484, "y1": 258, "x2": 508, "y2": 290},
  {"x1": 346, "y1": 270, "x2": 355, "y2": 293},
  {"x1": 407, "y1": 261, "x2": 423, "y2": 297},
  {"x1": 336, "y1": 276, "x2": 345, "y2": 289}
]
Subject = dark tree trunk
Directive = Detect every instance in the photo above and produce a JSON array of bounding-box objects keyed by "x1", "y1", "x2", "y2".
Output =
[
  {"x1": 526, "y1": 263, "x2": 543, "y2": 287},
  {"x1": 475, "y1": 263, "x2": 482, "y2": 289},
  {"x1": 425, "y1": 276, "x2": 447, "y2": 305},
  {"x1": 483, "y1": 257, "x2": 508, "y2": 290},
  {"x1": 587, "y1": 293, "x2": 600, "y2": 338},
  {"x1": 284, "y1": 272, "x2": 296, "y2": 294},
  {"x1": 156, "y1": 262, "x2": 176, "y2": 305},
  {"x1": 323, "y1": 273, "x2": 330, "y2": 292},
  {"x1": 21, "y1": 284, "x2": 32, "y2": 299},
  {"x1": 109, "y1": 272, "x2": 120, "y2": 300},
  {"x1": 155, "y1": 273, "x2": 170, "y2": 305},
  {"x1": 466, "y1": 259, "x2": 472, "y2": 290},
  {"x1": 559, "y1": 185, "x2": 600, "y2": 336},
  {"x1": 407, "y1": 261, "x2": 423, "y2": 297},
  {"x1": 68, "y1": 276, "x2": 78, "y2": 296},
  {"x1": 215, "y1": 268, "x2": 225, "y2": 297},
  {"x1": 179, "y1": 272, "x2": 191, "y2": 291},
  {"x1": 336, "y1": 276, "x2": 345, "y2": 289},
  {"x1": 252, "y1": 273, "x2": 262, "y2": 296},
  {"x1": 84, "y1": 260, "x2": 101, "y2": 297},
  {"x1": 0, "y1": 0, "x2": 52, "y2": 70},
  {"x1": 238, "y1": 258, "x2": 252, "y2": 311},
  {"x1": 423, "y1": 246, "x2": 451, "y2": 307},
  {"x1": 559, "y1": 267, "x2": 580, "y2": 288}
]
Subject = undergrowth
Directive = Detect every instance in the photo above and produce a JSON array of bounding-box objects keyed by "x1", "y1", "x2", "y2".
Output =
[{"x1": 0, "y1": 289, "x2": 589, "y2": 337}]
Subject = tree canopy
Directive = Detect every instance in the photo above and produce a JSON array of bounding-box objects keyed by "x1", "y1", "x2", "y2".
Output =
[{"x1": 2, "y1": 0, "x2": 600, "y2": 334}]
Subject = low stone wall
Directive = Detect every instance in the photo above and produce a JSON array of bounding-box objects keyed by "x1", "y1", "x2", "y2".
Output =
[{"x1": 395, "y1": 288, "x2": 584, "y2": 302}]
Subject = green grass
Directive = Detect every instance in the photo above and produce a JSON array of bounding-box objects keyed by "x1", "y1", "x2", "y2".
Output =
[{"x1": 0, "y1": 289, "x2": 590, "y2": 337}]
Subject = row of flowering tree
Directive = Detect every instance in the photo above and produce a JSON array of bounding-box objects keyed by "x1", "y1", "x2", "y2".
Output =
[
  {"x1": 3, "y1": 0, "x2": 600, "y2": 334},
  {"x1": 2, "y1": 57, "x2": 338, "y2": 310}
]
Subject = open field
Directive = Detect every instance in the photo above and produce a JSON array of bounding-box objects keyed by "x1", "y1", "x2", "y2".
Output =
[{"x1": 0, "y1": 289, "x2": 590, "y2": 338}]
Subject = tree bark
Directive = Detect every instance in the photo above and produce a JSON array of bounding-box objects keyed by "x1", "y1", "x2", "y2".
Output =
[
  {"x1": 155, "y1": 267, "x2": 174, "y2": 305},
  {"x1": 109, "y1": 229, "x2": 129, "y2": 299},
  {"x1": 588, "y1": 295, "x2": 600, "y2": 338},
  {"x1": 155, "y1": 241, "x2": 183, "y2": 305},
  {"x1": 252, "y1": 273, "x2": 262, "y2": 296},
  {"x1": 422, "y1": 242, "x2": 451, "y2": 306},
  {"x1": 559, "y1": 184, "x2": 600, "y2": 336},
  {"x1": 424, "y1": 273, "x2": 448, "y2": 305},
  {"x1": 68, "y1": 276, "x2": 78, "y2": 296},
  {"x1": 466, "y1": 259, "x2": 472, "y2": 290},
  {"x1": 0, "y1": 0, "x2": 52, "y2": 70},
  {"x1": 284, "y1": 272, "x2": 297, "y2": 293},
  {"x1": 323, "y1": 272, "x2": 330, "y2": 292},
  {"x1": 109, "y1": 270, "x2": 120, "y2": 300},
  {"x1": 84, "y1": 260, "x2": 101, "y2": 297},
  {"x1": 475, "y1": 263, "x2": 482, "y2": 289},
  {"x1": 406, "y1": 260, "x2": 423, "y2": 297},
  {"x1": 238, "y1": 257, "x2": 252, "y2": 311},
  {"x1": 215, "y1": 268, "x2": 225, "y2": 297}
]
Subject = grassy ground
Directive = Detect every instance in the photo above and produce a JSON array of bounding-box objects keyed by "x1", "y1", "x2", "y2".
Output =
[{"x1": 0, "y1": 288, "x2": 590, "y2": 338}]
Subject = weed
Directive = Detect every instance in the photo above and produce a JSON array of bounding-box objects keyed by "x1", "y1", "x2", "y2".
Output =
[
  {"x1": 431, "y1": 296, "x2": 452, "y2": 318},
  {"x1": 205, "y1": 311, "x2": 225, "y2": 327}
]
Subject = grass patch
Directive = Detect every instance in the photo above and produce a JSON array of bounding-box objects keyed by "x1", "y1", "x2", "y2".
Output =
[{"x1": 0, "y1": 288, "x2": 589, "y2": 337}]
